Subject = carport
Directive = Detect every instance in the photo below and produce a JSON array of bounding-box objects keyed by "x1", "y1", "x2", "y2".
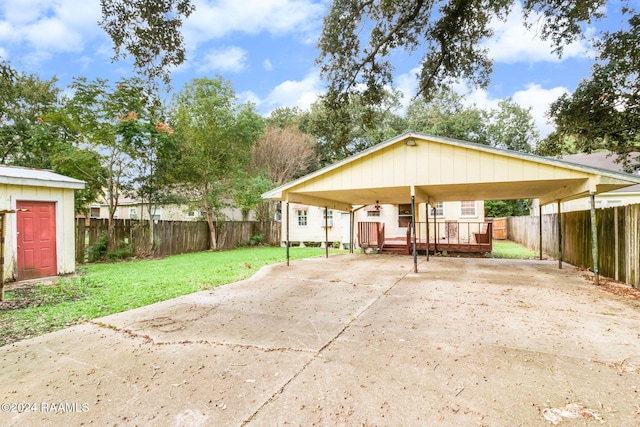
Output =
[{"x1": 263, "y1": 132, "x2": 640, "y2": 283}]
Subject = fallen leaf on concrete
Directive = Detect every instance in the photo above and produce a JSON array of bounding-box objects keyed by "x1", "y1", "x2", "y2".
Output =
[{"x1": 542, "y1": 403, "x2": 603, "y2": 425}]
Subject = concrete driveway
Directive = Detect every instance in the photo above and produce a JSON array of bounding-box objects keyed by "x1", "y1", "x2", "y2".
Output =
[{"x1": 1, "y1": 254, "x2": 639, "y2": 426}]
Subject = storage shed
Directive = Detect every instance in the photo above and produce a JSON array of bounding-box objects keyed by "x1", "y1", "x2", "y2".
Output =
[{"x1": 0, "y1": 166, "x2": 84, "y2": 281}]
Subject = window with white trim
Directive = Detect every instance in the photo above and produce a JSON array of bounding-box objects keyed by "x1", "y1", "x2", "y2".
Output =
[
  {"x1": 129, "y1": 207, "x2": 138, "y2": 219},
  {"x1": 322, "y1": 209, "x2": 334, "y2": 227},
  {"x1": 297, "y1": 209, "x2": 308, "y2": 226},
  {"x1": 429, "y1": 202, "x2": 444, "y2": 217},
  {"x1": 460, "y1": 201, "x2": 477, "y2": 217}
]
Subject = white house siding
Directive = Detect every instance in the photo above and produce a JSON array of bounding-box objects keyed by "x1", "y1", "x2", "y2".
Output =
[
  {"x1": 281, "y1": 201, "x2": 485, "y2": 246},
  {"x1": 98, "y1": 202, "x2": 253, "y2": 221}
]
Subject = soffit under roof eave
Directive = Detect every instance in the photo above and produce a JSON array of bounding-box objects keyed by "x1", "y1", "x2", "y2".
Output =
[{"x1": 285, "y1": 192, "x2": 353, "y2": 212}]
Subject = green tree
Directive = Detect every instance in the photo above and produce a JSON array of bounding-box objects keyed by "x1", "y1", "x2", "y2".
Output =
[
  {"x1": 486, "y1": 98, "x2": 539, "y2": 153},
  {"x1": 547, "y1": 11, "x2": 640, "y2": 171},
  {"x1": 170, "y1": 77, "x2": 264, "y2": 250},
  {"x1": 117, "y1": 95, "x2": 178, "y2": 254},
  {"x1": 317, "y1": 0, "x2": 606, "y2": 111},
  {"x1": 46, "y1": 77, "x2": 150, "y2": 251},
  {"x1": 306, "y1": 90, "x2": 405, "y2": 164},
  {"x1": 0, "y1": 68, "x2": 60, "y2": 165},
  {"x1": 99, "y1": 0, "x2": 195, "y2": 87},
  {"x1": 484, "y1": 199, "x2": 530, "y2": 218},
  {"x1": 405, "y1": 89, "x2": 486, "y2": 143}
]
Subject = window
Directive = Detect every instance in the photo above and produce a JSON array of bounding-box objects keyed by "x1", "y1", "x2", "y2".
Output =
[
  {"x1": 398, "y1": 204, "x2": 412, "y2": 227},
  {"x1": 460, "y1": 201, "x2": 477, "y2": 217},
  {"x1": 367, "y1": 210, "x2": 380, "y2": 217},
  {"x1": 187, "y1": 210, "x2": 198, "y2": 218},
  {"x1": 152, "y1": 207, "x2": 162, "y2": 221},
  {"x1": 90, "y1": 207, "x2": 100, "y2": 218},
  {"x1": 297, "y1": 209, "x2": 308, "y2": 226},
  {"x1": 429, "y1": 202, "x2": 444, "y2": 217},
  {"x1": 322, "y1": 209, "x2": 333, "y2": 227},
  {"x1": 129, "y1": 207, "x2": 138, "y2": 219}
]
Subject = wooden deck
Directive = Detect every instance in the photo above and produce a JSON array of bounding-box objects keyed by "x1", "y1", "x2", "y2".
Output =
[
  {"x1": 381, "y1": 237, "x2": 492, "y2": 254},
  {"x1": 359, "y1": 221, "x2": 493, "y2": 255}
]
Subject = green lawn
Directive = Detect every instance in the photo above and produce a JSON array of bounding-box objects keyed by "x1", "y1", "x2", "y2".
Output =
[
  {"x1": 491, "y1": 240, "x2": 539, "y2": 259},
  {"x1": 0, "y1": 247, "x2": 337, "y2": 347}
]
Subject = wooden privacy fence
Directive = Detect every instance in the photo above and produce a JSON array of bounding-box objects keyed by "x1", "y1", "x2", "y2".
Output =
[
  {"x1": 507, "y1": 204, "x2": 640, "y2": 288},
  {"x1": 75, "y1": 219, "x2": 282, "y2": 263}
]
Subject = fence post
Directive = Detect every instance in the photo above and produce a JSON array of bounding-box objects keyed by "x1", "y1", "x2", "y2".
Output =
[
  {"x1": 557, "y1": 201, "x2": 562, "y2": 269},
  {"x1": 539, "y1": 205, "x2": 542, "y2": 260},
  {"x1": 589, "y1": 193, "x2": 599, "y2": 285}
]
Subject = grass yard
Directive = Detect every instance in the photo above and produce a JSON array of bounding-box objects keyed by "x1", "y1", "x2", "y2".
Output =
[
  {"x1": 491, "y1": 240, "x2": 539, "y2": 259},
  {"x1": 0, "y1": 247, "x2": 338, "y2": 347}
]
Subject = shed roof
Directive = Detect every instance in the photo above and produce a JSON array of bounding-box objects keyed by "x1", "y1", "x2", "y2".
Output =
[
  {"x1": 263, "y1": 133, "x2": 640, "y2": 211},
  {"x1": 558, "y1": 152, "x2": 640, "y2": 193},
  {"x1": 0, "y1": 165, "x2": 85, "y2": 189}
]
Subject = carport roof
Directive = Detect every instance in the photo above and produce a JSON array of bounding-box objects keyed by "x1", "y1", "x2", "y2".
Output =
[{"x1": 262, "y1": 132, "x2": 640, "y2": 211}]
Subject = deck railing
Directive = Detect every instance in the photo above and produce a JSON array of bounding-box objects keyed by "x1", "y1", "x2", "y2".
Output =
[{"x1": 358, "y1": 221, "x2": 385, "y2": 250}]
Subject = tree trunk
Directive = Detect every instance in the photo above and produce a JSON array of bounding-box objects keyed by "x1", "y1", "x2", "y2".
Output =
[{"x1": 203, "y1": 197, "x2": 217, "y2": 251}]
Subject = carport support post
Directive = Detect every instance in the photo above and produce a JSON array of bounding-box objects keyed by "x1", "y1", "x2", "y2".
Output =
[
  {"x1": 349, "y1": 210, "x2": 354, "y2": 254},
  {"x1": 557, "y1": 200, "x2": 562, "y2": 269},
  {"x1": 286, "y1": 202, "x2": 290, "y2": 266},
  {"x1": 590, "y1": 193, "x2": 600, "y2": 285},
  {"x1": 539, "y1": 204, "x2": 543, "y2": 260},
  {"x1": 411, "y1": 195, "x2": 417, "y2": 273},
  {"x1": 425, "y1": 203, "x2": 429, "y2": 262},
  {"x1": 324, "y1": 206, "x2": 329, "y2": 258}
]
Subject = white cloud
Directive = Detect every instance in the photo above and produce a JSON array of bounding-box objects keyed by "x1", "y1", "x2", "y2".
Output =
[
  {"x1": 185, "y1": 0, "x2": 325, "y2": 47},
  {"x1": 263, "y1": 59, "x2": 273, "y2": 71},
  {"x1": 0, "y1": 0, "x2": 102, "y2": 56},
  {"x1": 483, "y1": 1, "x2": 592, "y2": 64},
  {"x1": 512, "y1": 84, "x2": 568, "y2": 136},
  {"x1": 451, "y1": 82, "x2": 567, "y2": 137},
  {"x1": 242, "y1": 72, "x2": 322, "y2": 113},
  {"x1": 197, "y1": 46, "x2": 248, "y2": 73}
]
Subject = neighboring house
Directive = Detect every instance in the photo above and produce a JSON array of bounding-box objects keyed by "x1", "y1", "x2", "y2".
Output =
[
  {"x1": 90, "y1": 196, "x2": 255, "y2": 221},
  {"x1": 534, "y1": 152, "x2": 640, "y2": 214},
  {"x1": 0, "y1": 165, "x2": 84, "y2": 281},
  {"x1": 281, "y1": 200, "x2": 485, "y2": 248}
]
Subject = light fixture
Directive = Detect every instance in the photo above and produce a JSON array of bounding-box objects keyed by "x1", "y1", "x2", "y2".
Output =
[
  {"x1": 374, "y1": 200, "x2": 382, "y2": 210},
  {"x1": 405, "y1": 138, "x2": 416, "y2": 146}
]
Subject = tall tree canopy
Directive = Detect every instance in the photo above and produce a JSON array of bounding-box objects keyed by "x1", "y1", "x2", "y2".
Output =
[
  {"x1": 99, "y1": 0, "x2": 195, "y2": 87},
  {"x1": 170, "y1": 76, "x2": 264, "y2": 250},
  {"x1": 546, "y1": 10, "x2": 640, "y2": 171},
  {"x1": 317, "y1": 0, "x2": 606, "y2": 111}
]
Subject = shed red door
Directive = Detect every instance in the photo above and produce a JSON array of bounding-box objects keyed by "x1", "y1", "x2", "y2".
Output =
[{"x1": 16, "y1": 201, "x2": 57, "y2": 280}]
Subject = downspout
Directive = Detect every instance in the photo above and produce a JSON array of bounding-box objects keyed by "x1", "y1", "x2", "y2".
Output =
[{"x1": 589, "y1": 193, "x2": 599, "y2": 285}]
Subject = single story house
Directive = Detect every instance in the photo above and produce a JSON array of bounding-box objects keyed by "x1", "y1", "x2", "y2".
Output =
[
  {"x1": 0, "y1": 166, "x2": 85, "y2": 281},
  {"x1": 282, "y1": 200, "x2": 485, "y2": 249}
]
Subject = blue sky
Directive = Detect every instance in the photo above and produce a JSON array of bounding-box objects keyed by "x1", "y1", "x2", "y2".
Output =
[{"x1": 0, "y1": 0, "x2": 628, "y2": 137}]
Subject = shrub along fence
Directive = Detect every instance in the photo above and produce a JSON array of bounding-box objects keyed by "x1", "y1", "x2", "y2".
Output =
[
  {"x1": 507, "y1": 203, "x2": 640, "y2": 288},
  {"x1": 75, "y1": 218, "x2": 282, "y2": 263}
]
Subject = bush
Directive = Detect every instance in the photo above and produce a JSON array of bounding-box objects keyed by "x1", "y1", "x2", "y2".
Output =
[
  {"x1": 86, "y1": 232, "x2": 107, "y2": 262},
  {"x1": 249, "y1": 234, "x2": 264, "y2": 246}
]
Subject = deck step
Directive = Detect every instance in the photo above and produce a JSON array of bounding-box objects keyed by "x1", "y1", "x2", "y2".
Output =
[{"x1": 380, "y1": 244, "x2": 409, "y2": 255}]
